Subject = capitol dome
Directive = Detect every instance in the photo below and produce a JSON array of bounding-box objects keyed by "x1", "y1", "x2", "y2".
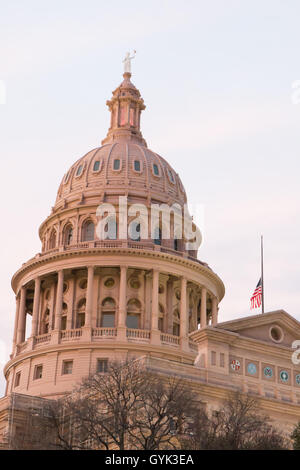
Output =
[{"x1": 5, "y1": 69, "x2": 225, "y2": 399}]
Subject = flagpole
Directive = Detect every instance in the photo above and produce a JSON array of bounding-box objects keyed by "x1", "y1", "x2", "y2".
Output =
[{"x1": 261, "y1": 235, "x2": 265, "y2": 314}]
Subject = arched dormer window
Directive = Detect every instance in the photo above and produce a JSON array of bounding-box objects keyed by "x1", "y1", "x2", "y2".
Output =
[
  {"x1": 49, "y1": 230, "x2": 57, "y2": 249},
  {"x1": 64, "y1": 224, "x2": 73, "y2": 246},
  {"x1": 76, "y1": 299, "x2": 86, "y2": 328},
  {"x1": 100, "y1": 297, "x2": 116, "y2": 327},
  {"x1": 82, "y1": 220, "x2": 95, "y2": 242}
]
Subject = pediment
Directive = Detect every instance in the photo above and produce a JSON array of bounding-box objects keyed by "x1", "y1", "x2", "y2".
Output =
[{"x1": 216, "y1": 310, "x2": 300, "y2": 348}]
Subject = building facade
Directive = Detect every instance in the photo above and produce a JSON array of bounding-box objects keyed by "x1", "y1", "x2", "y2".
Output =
[{"x1": 0, "y1": 70, "x2": 299, "y2": 445}]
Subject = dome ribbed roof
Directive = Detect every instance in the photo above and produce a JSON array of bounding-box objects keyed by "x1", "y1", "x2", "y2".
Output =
[{"x1": 55, "y1": 142, "x2": 186, "y2": 211}]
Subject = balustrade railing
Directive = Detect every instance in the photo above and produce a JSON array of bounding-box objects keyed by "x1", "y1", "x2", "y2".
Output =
[
  {"x1": 60, "y1": 328, "x2": 82, "y2": 340},
  {"x1": 39, "y1": 239, "x2": 200, "y2": 263},
  {"x1": 34, "y1": 334, "x2": 51, "y2": 345},
  {"x1": 127, "y1": 328, "x2": 151, "y2": 340},
  {"x1": 92, "y1": 328, "x2": 117, "y2": 338},
  {"x1": 160, "y1": 333, "x2": 180, "y2": 346}
]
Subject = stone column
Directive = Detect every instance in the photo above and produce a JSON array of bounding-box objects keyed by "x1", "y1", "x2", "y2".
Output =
[
  {"x1": 151, "y1": 270, "x2": 160, "y2": 344},
  {"x1": 212, "y1": 296, "x2": 218, "y2": 326},
  {"x1": 180, "y1": 278, "x2": 187, "y2": 337},
  {"x1": 117, "y1": 266, "x2": 127, "y2": 341},
  {"x1": 67, "y1": 276, "x2": 75, "y2": 330},
  {"x1": 49, "y1": 282, "x2": 56, "y2": 331},
  {"x1": 85, "y1": 266, "x2": 94, "y2": 327},
  {"x1": 12, "y1": 294, "x2": 20, "y2": 352},
  {"x1": 17, "y1": 287, "x2": 27, "y2": 344},
  {"x1": 31, "y1": 277, "x2": 41, "y2": 336},
  {"x1": 54, "y1": 270, "x2": 64, "y2": 330},
  {"x1": 200, "y1": 287, "x2": 207, "y2": 328},
  {"x1": 166, "y1": 277, "x2": 173, "y2": 334}
]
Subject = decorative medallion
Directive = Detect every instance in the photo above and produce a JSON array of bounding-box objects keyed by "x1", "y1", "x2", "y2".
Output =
[
  {"x1": 280, "y1": 370, "x2": 289, "y2": 382},
  {"x1": 295, "y1": 374, "x2": 300, "y2": 385},
  {"x1": 247, "y1": 363, "x2": 257, "y2": 375},
  {"x1": 230, "y1": 359, "x2": 241, "y2": 371},
  {"x1": 263, "y1": 366, "x2": 273, "y2": 378}
]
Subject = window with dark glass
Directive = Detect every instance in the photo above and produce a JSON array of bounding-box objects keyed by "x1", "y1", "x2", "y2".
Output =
[
  {"x1": 34, "y1": 365, "x2": 43, "y2": 380},
  {"x1": 62, "y1": 360, "x2": 73, "y2": 375},
  {"x1": 154, "y1": 227, "x2": 162, "y2": 245},
  {"x1": 113, "y1": 159, "x2": 120, "y2": 170},
  {"x1": 153, "y1": 163, "x2": 159, "y2": 176},
  {"x1": 97, "y1": 359, "x2": 108, "y2": 373},
  {"x1": 134, "y1": 160, "x2": 141, "y2": 172},
  {"x1": 83, "y1": 221, "x2": 95, "y2": 241},
  {"x1": 101, "y1": 313, "x2": 115, "y2": 327},
  {"x1": 126, "y1": 314, "x2": 139, "y2": 329},
  {"x1": 15, "y1": 372, "x2": 21, "y2": 387},
  {"x1": 93, "y1": 160, "x2": 101, "y2": 172},
  {"x1": 76, "y1": 165, "x2": 83, "y2": 176}
]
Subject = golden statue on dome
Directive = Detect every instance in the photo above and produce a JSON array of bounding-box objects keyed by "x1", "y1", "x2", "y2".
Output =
[{"x1": 123, "y1": 50, "x2": 136, "y2": 74}]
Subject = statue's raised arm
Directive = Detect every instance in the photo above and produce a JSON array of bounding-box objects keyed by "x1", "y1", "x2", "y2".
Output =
[{"x1": 123, "y1": 50, "x2": 136, "y2": 74}]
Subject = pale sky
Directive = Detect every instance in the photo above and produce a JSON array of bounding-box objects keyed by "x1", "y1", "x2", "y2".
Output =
[{"x1": 0, "y1": 0, "x2": 299, "y2": 395}]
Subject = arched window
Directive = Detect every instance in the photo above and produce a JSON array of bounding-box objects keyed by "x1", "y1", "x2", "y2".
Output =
[
  {"x1": 76, "y1": 299, "x2": 86, "y2": 328},
  {"x1": 49, "y1": 230, "x2": 57, "y2": 249},
  {"x1": 64, "y1": 224, "x2": 73, "y2": 246},
  {"x1": 154, "y1": 227, "x2": 162, "y2": 246},
  {"x1": 82, "y1": 220, "x2": 95, "y2": 242},
  {"x1": 101, "y1": 297, "x2": 116, "y2": 327},
  {"x1": 126, "y1": 298, "x2": 141, "y2": 329}
]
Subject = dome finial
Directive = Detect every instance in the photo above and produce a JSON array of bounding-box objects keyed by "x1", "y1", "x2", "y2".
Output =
[{"x1": 123, "y1": 50, "x2": 136, "y2": 75}]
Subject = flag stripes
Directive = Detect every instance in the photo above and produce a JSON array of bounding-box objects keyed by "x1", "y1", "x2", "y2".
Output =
[{"x1": 250, "y1": 278, "x2": 262, "y2": 309}]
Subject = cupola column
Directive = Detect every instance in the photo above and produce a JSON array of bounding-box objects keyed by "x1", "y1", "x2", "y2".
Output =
[
  {"x1": 212, "y1": 296, "x2": 218, "y2": 326},
  {"x1": 200, "y1": 287, "x2": 207, "y2": 328},
  {"x1": 85, "y1": 266, "x2": 94, "y2": 327},
  {"x1": 31, "y1": 277, "x2": 41, "y2": 336},
  {"x1": 17, "y1": 287, "x2": 27, "y2": 344},
  {"x1": 180, "y1": 277, "x2": 187, "y2": 337},
  {"x1": 54, "y1": 270, "x2": 64, "y2": 331},
  {"x1": 12, "y1": 294, "x2": 20, "y2": 352},
  {"x1": 151, "y1": 270, "x2": 159, "y2": 330},
  {"x1": 118, "y1": 266, "x2": 127, "y2": 328}
]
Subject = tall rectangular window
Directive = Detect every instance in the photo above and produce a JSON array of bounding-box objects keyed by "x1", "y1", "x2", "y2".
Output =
[
  {"x1": 34, "y1": 365, "x2": 43, "y2": 380},
  {"x1": 14, "y1": 372, "x2": 21, "y2": 388},
  {"x1": 211, "y1": 351, "x2": 216, "y2": 366},
  {"x1": 101, "y1": 314, "x2": 115, "y2": 328},
  {"x1": 220, "y1": 353, "x2": 225, "y2": 367},
  {"x1": 97, "y1": 359, "x2": 108, "y2": 373},
  {"x1": 62, "y1": 360, "x2": 73, "y2": 375}
]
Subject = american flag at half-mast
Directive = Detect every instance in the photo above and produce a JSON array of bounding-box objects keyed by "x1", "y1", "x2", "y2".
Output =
[{"x1": 250, "y1": 278, "x2": 262, "y2": 309}]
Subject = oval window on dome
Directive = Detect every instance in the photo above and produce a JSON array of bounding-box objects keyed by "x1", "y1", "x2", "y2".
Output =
[
  {"x1": 167, "y1": 168, "x2": 175, "y2": 184},
  {"x1": 76, "y1": 164, "x2": 83, "y2": 177},
  {"x1": 153, "y1": 163, "x2": 160, "y2": 176},
  {"x1": 64, "y1": 171, "x2": 70, "y2": 184},
  {"x1": 93, "y1": 160, "x2": 101, "y2": 172},
  {"x1": 113, "y1": 159, "x2": 120, "y2": 171},
  {"x1": 133, "y1": 160, "x2": 141, "y2": 172}
]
